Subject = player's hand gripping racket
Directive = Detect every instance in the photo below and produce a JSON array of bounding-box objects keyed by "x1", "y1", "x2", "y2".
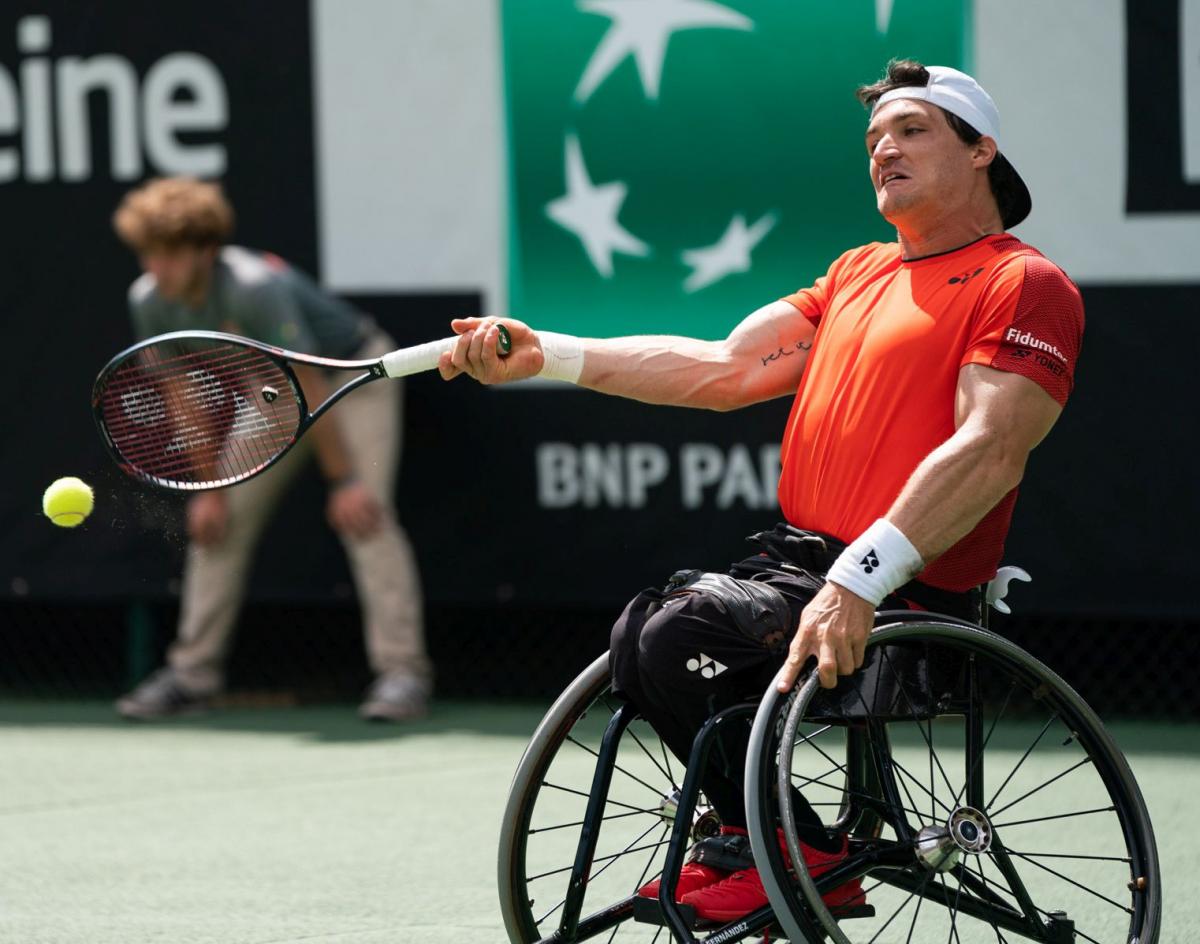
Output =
[{"x1": 92, "y1": 326, "x2": 510, "y2": 491}]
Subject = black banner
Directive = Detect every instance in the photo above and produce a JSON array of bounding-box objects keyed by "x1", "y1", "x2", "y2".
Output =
[
  {"x1": 1126, "y1": 0, "x2": 1200, "y2": 212},
  {"x1": 1, "y1": 1, "x2": 319, "y2": 598},
  {"x1": 1, "y1": 3, "x2": 1197, "y2": 621}
]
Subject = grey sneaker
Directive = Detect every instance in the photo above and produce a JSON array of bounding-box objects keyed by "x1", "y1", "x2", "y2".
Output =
[
  {"x1": 115, "y1": 668, "x2": 214, "y2": 720},
  {"x1": 359, "y1": 672, "x2": 430, "y2": 722}
]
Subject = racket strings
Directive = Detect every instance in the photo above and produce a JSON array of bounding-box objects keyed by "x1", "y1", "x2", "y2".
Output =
[{"x1": 97, "y1": 340, "x2": 302, "y2": 488}]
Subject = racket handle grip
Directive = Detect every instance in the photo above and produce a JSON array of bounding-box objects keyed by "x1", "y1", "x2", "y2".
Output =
[
  {"x1": 380, "y1": 325, "x2": 511, "y2": 378},
  {"x1": 381, "y1": 337, "x2": 456, "y2": 378}
]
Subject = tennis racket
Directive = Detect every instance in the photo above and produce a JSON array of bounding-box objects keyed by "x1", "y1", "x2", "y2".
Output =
[{"x1": 93, "y1": 325, "x2": 510, "y2": 491}]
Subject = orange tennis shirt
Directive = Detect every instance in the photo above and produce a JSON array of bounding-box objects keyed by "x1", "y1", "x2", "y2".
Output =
[{"x1": 778, "y1": 233, "x2": 1085, "y2": 592}]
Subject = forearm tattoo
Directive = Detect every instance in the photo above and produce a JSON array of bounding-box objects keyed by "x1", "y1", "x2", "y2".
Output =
[{"x1": 760, "y1": 338, "x2": 812, "y2": 367}]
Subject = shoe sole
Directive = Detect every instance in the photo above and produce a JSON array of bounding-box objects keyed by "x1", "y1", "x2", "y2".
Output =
[
  {"x1": 115, "y1": 700, "x2": 211, "y2": 721},
  {"x1": 358, "y1": 703, "x2": 428, "y2": 723}
]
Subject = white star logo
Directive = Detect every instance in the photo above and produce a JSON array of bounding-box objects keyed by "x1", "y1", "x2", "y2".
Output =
[
  {"x1": 546, "y1": 135, "x2": 651, "y2": 278},
  {"x1": 875, "y1": 0, "x2": 895, "y2": 35},
  {"x1": 680, "y1": 212, "x2": 777, "y2": 293},
  {"x1": 575, "y1": 0, "x2": 752, "y2": 103}
]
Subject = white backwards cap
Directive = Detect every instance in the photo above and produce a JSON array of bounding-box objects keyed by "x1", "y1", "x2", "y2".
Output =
[{"x1": 871, "y1": 66, "x2": 1031, "y2": 228}]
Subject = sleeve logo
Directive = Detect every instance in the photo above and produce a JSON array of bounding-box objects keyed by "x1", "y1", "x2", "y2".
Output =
[{"x1": 1005, "y1": 328, "x2": 1067, "y2": 362}]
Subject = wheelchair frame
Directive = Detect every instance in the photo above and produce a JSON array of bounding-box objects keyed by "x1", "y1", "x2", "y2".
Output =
[{"x1": 499, "y1": 613, "x2": 1160, "y2": 944}]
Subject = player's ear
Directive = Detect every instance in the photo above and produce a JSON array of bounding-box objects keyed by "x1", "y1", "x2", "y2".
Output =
[{"x1": 972, "y1": 136, "x2": 998, "y2": 169}]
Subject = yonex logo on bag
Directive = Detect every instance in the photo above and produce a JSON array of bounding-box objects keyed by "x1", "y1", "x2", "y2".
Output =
[
  {"x1": 686, "y1": 653, "x2": 728, "y2": 679},
  {"x1": 860, "y1": 549, "x2": 880, "y2": 574}
]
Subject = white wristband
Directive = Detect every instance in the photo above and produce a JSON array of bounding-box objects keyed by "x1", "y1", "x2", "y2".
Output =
[
  {"x1": 537, "y1": 331, "x2": 585, "y2": 384},
  {"x1": 825, "y1": 519, "x2": 924, "y2": 606}
]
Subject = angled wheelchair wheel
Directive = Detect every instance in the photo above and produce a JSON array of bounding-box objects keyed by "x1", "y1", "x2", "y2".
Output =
[
  {"x1": 499, "y1": 653, "x2": 716, "y2": 944},
  {"x1": 747, "y1": 618, "x2": 1161, "y2": 944}
]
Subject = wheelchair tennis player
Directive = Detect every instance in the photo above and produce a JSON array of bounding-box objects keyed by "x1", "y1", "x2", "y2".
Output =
[{"x1": 441, "y1": 60, "x2": 1082, "y2": 924}]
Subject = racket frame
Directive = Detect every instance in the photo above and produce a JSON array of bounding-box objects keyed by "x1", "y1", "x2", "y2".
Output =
[{"x1": 92, "y1": 330, "x2": 387, "y2": 492}]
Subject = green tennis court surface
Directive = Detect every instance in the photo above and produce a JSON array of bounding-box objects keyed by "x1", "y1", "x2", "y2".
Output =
[{"x1": 0, "y1": 702, "x2": 1194, "y2": 942}]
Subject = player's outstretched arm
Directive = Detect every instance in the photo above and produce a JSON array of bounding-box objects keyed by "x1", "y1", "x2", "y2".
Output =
[{"x1": 438, "y1": 300, "x2": 816, "y2": 411}]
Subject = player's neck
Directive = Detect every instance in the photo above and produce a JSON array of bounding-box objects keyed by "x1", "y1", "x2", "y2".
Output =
[
  {"x1": 894, "y1": 206, "x2": 1004, "y2": 261},
  {"x1": 182, "y1": 263, "x2": 216, "y2": 309}
]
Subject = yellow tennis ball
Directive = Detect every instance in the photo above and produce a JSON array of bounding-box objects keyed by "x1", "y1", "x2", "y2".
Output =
[{"x1": 42, "y1": 477, "x2": 95, "y2": 528}]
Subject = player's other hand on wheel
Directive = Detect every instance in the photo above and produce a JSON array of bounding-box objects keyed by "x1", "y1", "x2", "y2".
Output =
[
  {"x1": 187, "y1": 492, "x2": 229, "y2": 547},
  {"x1": 438, "y1": 317, "x2": 541, "y2": 385},
  {"x1": 326, "y1": 480, "x2": 383, "y2": 541},
  {"x1": 777, "y1": 581, "x2": 875, "y2": 692}
]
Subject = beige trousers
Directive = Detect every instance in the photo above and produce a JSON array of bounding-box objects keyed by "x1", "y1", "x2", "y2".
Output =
[{"x1": 167, "y1": 329, "x2": 428, "y2": 692}]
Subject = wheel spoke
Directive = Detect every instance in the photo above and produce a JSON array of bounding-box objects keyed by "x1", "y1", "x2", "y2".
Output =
[
  {"x1": 566, "y1": 735, "x2": 670, "y2": 800},
  {"x1": 628, "y1": 825, "x2": 670, "y2": 899},
  {"x1": 790, "y1": 767, "x2": 930, "y2": 822},
  {"x1": 541, "y1": 781, "x2": 659, "y2": 817},
  {"x1": 928, "y1": 716, "x2": 936, "y2": 822},
  {"x1": 790, "y1": 723, "x2": 936, "y2": 823},
  {"x1": 846, "y1": 679, "x2": 929, "y2": 832},
  {"x1": 530, "y1": 807, "x2": 659, "y2": 835},
  {"x1": 790, "y1": 763, "x2": 845, "y2": 791},
  {"x1": 992, "y1": 805, "x2": 1115, "y2": 830},
  {"x1": 876, "y1": 646, "x2": 960, "y2": 800},
  {"x1": 1004, "y1": 849, "x2": 1130, "y2": 864},
  {"x1": 624, "y1": 725, "x2": 679, "y2": 792},
  {"x1": 866, "y1": 868, "x2": 937, "y2": 944},
  {"x1": 986, "y1": 713, "x2": 1058, "y2": 810},
  {"x1": 890, "y1": 756, "x2": 955, "y2": 819},
  {"x1": 972, "y1": 853, "x2": 1021, "y2": 937},
  {"x1": 892, "y1": 751, "x2": 930, "y2": 831},
  {"x1": 659, "y1": 737, "x2": 677, "y2": 790},
  {"x1": 793, "y1": 723, "x2": 835, "y2": 746},
  {"x1": 953, "y1": 679, "x2": 1017, "y2": 810},
  {"x1": 526, "y1": 826, "x2": 667, "y2": 883},
  {"x1": 1002, "y1": 849, "x2": 1134, "y2": 914},
  {"x1": 969, "y1": 858, "x2": 1017, "y2": 921},
  {"x1": 959, "y1": 853, "x2": 1021, "y2": 913},
  {"x1": 535, "y1": 895, "x2": 567, "y2": 927},
  {"x1": 905, "y1": 866, "x2": 928, "y2": 943},
  {"x1": 939, "y1": 871, "x2": 963, "y2": 944},
  {"x1": 988, "y1": 757, "x2": 1093, "y2": 819}
]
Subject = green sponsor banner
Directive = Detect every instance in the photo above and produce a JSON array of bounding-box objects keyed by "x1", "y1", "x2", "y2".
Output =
[{"x1": 502, "y1": 0, "x2": 965, "y2": 339}]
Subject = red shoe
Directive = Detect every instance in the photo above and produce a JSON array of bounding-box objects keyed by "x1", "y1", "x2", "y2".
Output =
[
  {"x1": 637, "y1": 826, "x2": 746, "y2": 901},
  {"x1": 681, "y1": 833, "x2": 865, "y2": 923},
  {"x1": 801, "y1": 835, "x2": 866, "y2": 911}
]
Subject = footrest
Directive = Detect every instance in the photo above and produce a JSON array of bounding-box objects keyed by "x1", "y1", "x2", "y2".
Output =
[
  {"x1": 633, "y1": 896, "x2": 791, "y2": 940},
  {"x1": 631, "y1": 895, "x2": 700, "y2": 927},
  {"x1": 830, "y1": 903, "x2": 876, "y2": 920}
]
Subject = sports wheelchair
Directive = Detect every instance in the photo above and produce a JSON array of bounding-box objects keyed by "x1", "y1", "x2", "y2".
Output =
[{"x1": 498, "y1": 576, "x2": 1160, "y2": 944}]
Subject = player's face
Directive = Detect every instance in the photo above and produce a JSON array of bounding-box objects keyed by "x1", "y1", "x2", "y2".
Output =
[
  {"x1": 865, "y1": 100, "x2": 982, "y2": 227},
  {"x1": 139, "y1": 245, "x2": 216, "y2": 302}
]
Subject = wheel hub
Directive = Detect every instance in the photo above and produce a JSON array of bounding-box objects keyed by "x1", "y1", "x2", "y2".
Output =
[
  {"x1": 949, "y1": 806, "x2": 993, "y2": 854},
  {"x1": 915, "y1": 806, "x2": 993, "y2": 872},
  {"x1": 657, "y1": 789, "x2": 721, "y2": 840}
]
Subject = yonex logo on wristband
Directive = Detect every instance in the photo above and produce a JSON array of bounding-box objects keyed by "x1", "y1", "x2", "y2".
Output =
[{"x1": 829, "y1": 521, "x2": 922, "y2": 606}]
